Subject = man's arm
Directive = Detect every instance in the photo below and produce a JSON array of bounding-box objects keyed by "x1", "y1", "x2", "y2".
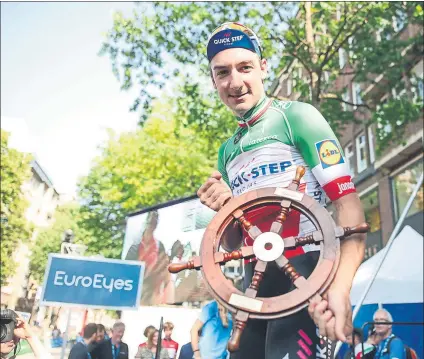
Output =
[
  {"x1": 190, "y1": 319, "x2": 204, "y2": 359},
  {"x1": 323, "y1": 193, "x2": 366, "y2": 340}
]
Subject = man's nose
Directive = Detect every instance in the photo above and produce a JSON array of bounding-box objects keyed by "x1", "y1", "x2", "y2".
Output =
[{"x1": 229, "y1": 70, "x2": 244, "y2": 89}]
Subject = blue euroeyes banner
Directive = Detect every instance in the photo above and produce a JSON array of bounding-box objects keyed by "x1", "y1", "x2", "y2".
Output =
[{"x1": 40, "y1": 254, "x2": 145, "y2": 310}]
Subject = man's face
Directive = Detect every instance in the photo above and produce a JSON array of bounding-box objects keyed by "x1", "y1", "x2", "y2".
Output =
[
  {"x1": 210, "y1": 48, "x2": 267, "y2": 117},
  {"x1": 0, "y1": 340, "x2": 16, "y2": 356},
  {"x1": 97, "y1": 329, "x2": 105, "y2": 342},
  {"x1": 112, "y1": 326, "x2": 125, "y2": 343},
  {"x1": 164, "y1": 329, "x2": 172, "y2": 339},
  {"x1": 374, "y1": 310, "x2": 391, "y2": 337}
]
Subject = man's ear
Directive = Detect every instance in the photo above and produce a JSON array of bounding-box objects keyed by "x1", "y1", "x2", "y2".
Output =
[{"x1": 260, "y1": 58, "x2": 268, "y2": 80}]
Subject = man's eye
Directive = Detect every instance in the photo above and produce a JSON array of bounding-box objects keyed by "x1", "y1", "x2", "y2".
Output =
[
  {"x1": 241, "y1": 66, "x2": 253, "y2": 71},
  {"x1": 217, "y1": 70, "x2": 227, "y2": 76}
]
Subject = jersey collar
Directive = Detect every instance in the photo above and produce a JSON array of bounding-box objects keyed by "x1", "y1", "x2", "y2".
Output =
[{"x1": 236, "y1": 96, "x2": 272, "y2": 128}]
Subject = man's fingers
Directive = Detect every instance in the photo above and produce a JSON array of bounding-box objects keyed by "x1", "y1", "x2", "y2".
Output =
[
  {"x1": 334, "y1": 307, "x2": 348, "y2": 342},
  {"x1": 313, "y1": 300, "x2": 328, "y2": 325},
  {"x1": 318, "y1": 310, "x2": 333, "y2": 337},
  {"x1": 325, "y1": 317, "x2": 336, "y2": 341}
]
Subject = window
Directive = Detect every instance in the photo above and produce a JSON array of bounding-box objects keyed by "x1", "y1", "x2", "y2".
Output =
[
  {"x1": 352, "y1": 82, "x2": 363, "y2": 107},
  {"x1": 392, "y1": 160, "x2": 424, "y2": 221},
  {"x1": 367, "y1": 126, "x2": 375, "y2": 164},
  {"x1": 362, "y1": 188, "x2": 381, "y2": 233},
  {"x1": 287, "y1": 77, "x2": 292, "y2": 96},
  {"x1": 411, "y1": 60, "x2": 424, "y2": 101},
  {"x1": 361, "y1": 188, "x2": 383, "y2": 260},
  {"x1": 339, "y1": 48, "x2": 347, "y2": 69},
  {"x1": 344, "y1": 143, "x2": 355, "y2": 176},
  {"x1": 356, "y1": 132, "x2": 367, "y2": 173},
  {"x1": 342, "y1": 87, "x2": 350, "y2": 111}
]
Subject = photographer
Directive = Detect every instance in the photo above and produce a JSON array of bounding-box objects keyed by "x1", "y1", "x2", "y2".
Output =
[{"x1": 1, "y1": 309, "x2": 52, "y2": 358}]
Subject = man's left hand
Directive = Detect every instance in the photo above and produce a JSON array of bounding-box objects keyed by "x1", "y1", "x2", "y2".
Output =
[{"x1": 308, "y1": 286, "x2": 353, "y2": 342}]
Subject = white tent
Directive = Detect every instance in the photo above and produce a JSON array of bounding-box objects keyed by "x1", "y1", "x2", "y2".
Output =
[{"x1": 350, "y1": 225, "x2": 423, "y2": 305}]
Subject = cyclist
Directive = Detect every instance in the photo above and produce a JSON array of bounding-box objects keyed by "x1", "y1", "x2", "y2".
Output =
[{"x1": 197, "y1": 22, "x2": 367, "y2": 359}]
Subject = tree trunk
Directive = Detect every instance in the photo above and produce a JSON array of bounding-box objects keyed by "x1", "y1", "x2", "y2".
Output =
[{"x1": 304, "y1": 2, "x2": 320, "y2": 107}]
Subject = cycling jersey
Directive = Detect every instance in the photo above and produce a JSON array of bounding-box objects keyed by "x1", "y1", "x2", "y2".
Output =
[{"x1": 217, "y1": 96, "x2": 356, "y2": 261}]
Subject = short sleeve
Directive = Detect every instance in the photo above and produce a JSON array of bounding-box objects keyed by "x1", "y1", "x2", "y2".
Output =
[
  {"x1": 285, "y1": 102, "x2": 356, "y2": 201},
  {"x1": 199, "y1": 301, "x2": 217, "y2": 324}
]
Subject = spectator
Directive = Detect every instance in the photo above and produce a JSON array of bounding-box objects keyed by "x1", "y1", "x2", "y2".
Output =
[
  {"x1": 162, "y1": 322, "x2": 179, "y2": 359},
  {"x1": 90, "y1": 321, "x2": 129, "y2": 359},
  {"x1": 190, "y1": 300, "x2": 233, "y2": 359},
  {"x1": 373, "y1": 308, "x2": 405, "y2": 359},
  {"x1": 344, "y1": 328, "x2": 362, "y2": 359},
  {"x1": 367, "y1": 326, "x2": 380, "y2": 346},
  {"x1": 68, "y1": 323, "x2": 97, "y2": 359},
  {"x1": 177, "y1": 343, "x2": 194, "y2": 359},
  {"x1": 87, "y1": 323, "x2": 108, "y2": 352},
  {"x1": 135, "y1": 329, "x2": 169, "y2": 359},
  {"x1": 139, "y1": 325, "x2": 156, "y2": 348},
  {"x1": 97, "y1": 323, "x2": 108, "y2": 342}
]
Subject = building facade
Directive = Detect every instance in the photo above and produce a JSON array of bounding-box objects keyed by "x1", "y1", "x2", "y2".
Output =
[
  {"x1": 271, "y1": 19, "x2": 423, "y2": 260},
  {"x1": 1, "y1": 159, "x2": 62, "y2": 310}
]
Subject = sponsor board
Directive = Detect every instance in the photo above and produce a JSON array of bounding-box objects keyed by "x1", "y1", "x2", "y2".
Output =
[{"x1": 40, "y1": 255, "x2": 144, "y2": 310}]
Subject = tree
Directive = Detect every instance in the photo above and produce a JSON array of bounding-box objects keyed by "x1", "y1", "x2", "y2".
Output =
[
  {"x1": 101, "y1": 2, "x2": 423, "y2": 152},
  {"x1": 29, "y1": 203, "x2": 94, "y2": 283},
  {"x1": 77, "y1": 100, "x2": 215, "y2": 258},
  {"x1": 1, "y1": 130, "x2": 33, "y2": 285}
]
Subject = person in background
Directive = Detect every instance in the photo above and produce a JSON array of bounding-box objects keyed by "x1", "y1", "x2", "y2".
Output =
[
  {"x1": 162, "y1": 322, "x2": 179, "y2": 359},
  {"x1": 96, "y1": 324, "x2": 108, "y2": 342},
  {"x1": 190, "y1": 300, "x2": 233, "y2": 359},
  {"x1": 135, "y1": 329, "x2": 169, "y2": 359},
  {"x1": 0, "y1": 313, "x2": 53, "y2": 359},
  {"x1": 366, "y1": 325, "x2": 380, "y2": 347},
  {"x1": 373, "y1": 308, "x2": 405, "y2": 359},
  {"x1": 90, "y1": 321, "x2": 129, "y2": 359},
  {"x1": 177, "y1": 343, "x2": 194, "y2": 359},
  {"x1": 68, "y1": 323, "x2": 97, "y2": 359},
  {"x1": 139, "y1": 325, "x2": 156, "y2": 348}
]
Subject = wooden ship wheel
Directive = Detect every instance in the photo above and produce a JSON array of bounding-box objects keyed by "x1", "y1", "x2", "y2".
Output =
[{"x1": 169, "y1": 166, "x2": 369, "y2": 352}]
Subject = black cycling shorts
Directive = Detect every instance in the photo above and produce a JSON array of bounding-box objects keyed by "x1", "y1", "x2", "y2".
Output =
[{"x1": 230, "y1": 252, "x2": 335, "y2": 359}]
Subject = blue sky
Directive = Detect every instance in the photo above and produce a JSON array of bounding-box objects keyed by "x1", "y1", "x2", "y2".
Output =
[{"x1": 1, "y1": 2, "x2": 147, "y2": 195}]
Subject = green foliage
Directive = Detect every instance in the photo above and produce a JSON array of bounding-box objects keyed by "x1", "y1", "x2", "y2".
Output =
[
  {"x1": 102, "y1": 1, "x2": 423, "y2": 151},
  {"x1": 77, "y1": 100, "x2": 215, "y2": 258},
  {"x1": 1, "y1": 130, "x2": 33, "y2": 285},
  {"x1": 29, "y1": 203, "x2": 94, "y2": 283}
]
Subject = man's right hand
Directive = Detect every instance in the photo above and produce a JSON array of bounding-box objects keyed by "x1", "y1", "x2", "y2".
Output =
[{"x1": 197, "y1": 171, "x2": 232, "y2": 211}]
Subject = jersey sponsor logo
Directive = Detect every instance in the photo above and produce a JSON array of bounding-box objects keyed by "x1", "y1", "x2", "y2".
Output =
[
  {"x1": 230, "y1": 160, "x2": 293, "y2": 191},
  {"x1": 315, "y1": 139, "x2": 345, "y2": 169},
  {"x1": 322, "y1": 175, "x2": 356, "y2": 201},
  {"x1": 338, "y1": 180, "x2": 355, "y2": 194},
  {"x1": 234, "y1": 131, "x2": 243, "y2": 144},
  {"x1": 248, "y1": 134, "x2": 278, "y2": 146}
]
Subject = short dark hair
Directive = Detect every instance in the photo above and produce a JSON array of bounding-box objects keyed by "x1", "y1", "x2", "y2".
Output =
[
  {"x1": 97, "y1": 323, "x2": 106, "y2": 332},
  {"x1": 352, "y1": 328, "x2": 363, "y2": 341},
  {"x1": 83, "y1": 323, "x2": 98, "y2": 339}
]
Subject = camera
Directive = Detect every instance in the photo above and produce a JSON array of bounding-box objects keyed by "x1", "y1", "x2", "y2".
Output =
[{"x1": 0, "y1": 309, "x2": 18, "y2": 343}]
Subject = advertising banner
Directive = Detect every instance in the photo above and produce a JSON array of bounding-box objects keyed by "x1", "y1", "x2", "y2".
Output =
[{"x1": 40, "y1": 255, "x2": 145, "y2": 310}]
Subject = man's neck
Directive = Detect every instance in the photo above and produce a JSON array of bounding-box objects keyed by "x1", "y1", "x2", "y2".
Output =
[
  {"x1": 84, "y1": 338, "x2": 91, "y2": 345},
  {"x1": 111, "y1": 338, "x2": 120, "y2": 346}
]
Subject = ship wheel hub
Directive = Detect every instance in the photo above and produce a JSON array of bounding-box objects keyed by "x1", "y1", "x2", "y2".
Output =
[{"x1": 252, "y1": 231, "x2": 285, "y2": 262}]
